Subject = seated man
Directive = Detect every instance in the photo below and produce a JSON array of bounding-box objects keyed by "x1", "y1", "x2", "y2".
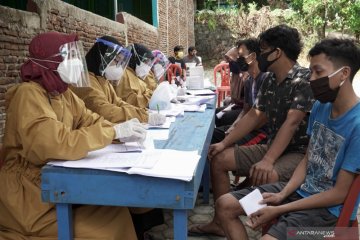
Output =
[
  {"x1": 215, "y1": 45, "x2": 245, "y2": 127},
  {"x1": 114, "y1": 43, "x2": 154, "y2": 108},
  {"x1": 189, "y1": 24, "x2": 314, "y2": 237},
  {"x1": 212, "y1": 38, "x2": 270, "y2": 189},
  {"x1": 212, "y1": 38, "x2": 269, "y2": 172},
  {"x1": 168, "y1": 45, "x2": 186, "y2": 79},
  {"x1": 183, "y1": 46, "x2": 201, "y2": 66},
  {"x1": 216, "y1": 38, "x2": 360, "y2": 240}
]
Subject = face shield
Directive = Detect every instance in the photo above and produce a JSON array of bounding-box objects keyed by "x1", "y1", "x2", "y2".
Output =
[
  {"x1": 96, "y1": 38, "x2": 131, "y2": 85},
  {"x1": 151, "y1": 50, "x2": 170, "y2": 82},
  {"x1": 56, "y1": 41, "x2": 90, "y2": 87},
  {"x1": 129, "y1": 45, "x2": 155, "y2": 80}
]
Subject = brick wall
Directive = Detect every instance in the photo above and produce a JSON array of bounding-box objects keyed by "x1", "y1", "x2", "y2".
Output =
[
  {"x1": 117, "y1": 12, "x2": 158, "y2": 50},
  {"x1": 155, "y1": 0, "x2": 195, "y2": 56},
  {"x1": 0, "y1": 0, "x2": 195, "y2": 141},
  {"x1": 0, "y1": 6, "x2": 40, "y2": 139}
]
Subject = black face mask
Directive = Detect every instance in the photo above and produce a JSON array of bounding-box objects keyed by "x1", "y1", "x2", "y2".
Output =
[
  {"x1": 229, "y1": 60, "x2": 240, "y2": 74},
  {"x1": 310, "y1": 68, "x2": 345, "y2": 103},
  {"x1": 236, "y1": 57, "x2": 249, "y2": 72},
  {"x1": 258, "y1": 48, "x2": 278, "y2": 72}
]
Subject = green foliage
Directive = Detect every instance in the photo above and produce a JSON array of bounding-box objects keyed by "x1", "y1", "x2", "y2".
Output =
[{"x1": 290, "y1": 0, "x2": 360, "y2": 39}]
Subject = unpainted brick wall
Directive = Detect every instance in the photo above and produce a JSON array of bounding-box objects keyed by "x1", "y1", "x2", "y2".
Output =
[{"x1": 0, "y1": 0, "x2": 195, "y2": 142}]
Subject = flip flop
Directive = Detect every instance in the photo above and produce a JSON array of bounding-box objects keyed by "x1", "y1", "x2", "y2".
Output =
[{"x1": 187, "y1": 224, "x2": 225, "y2": 237}]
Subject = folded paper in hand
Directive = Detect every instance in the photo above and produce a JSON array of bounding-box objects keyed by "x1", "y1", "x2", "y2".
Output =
[{"x1": 238, "y1": 188, "x2": 267, "y2": 216}]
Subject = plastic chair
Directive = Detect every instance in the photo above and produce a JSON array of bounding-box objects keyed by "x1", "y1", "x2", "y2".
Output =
[
  {"x1": 262, "y1": 174, "x2": 360, "y2": 239},
  {"x1": 167, "y1": 63, "x2": 182, "y2": 83},
  {"x1": 213, "y1": 62, "x2": 231, "y2": 107}
]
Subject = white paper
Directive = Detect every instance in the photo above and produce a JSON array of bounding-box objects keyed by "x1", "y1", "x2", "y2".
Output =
[
  {"x1": 182, "y1": 104, "x2": 207, "y2": 112},
  {"x1": 216, "y1": 103, "x2": 235, "y2": 119},
  {"x1": 187, "y1": 76, "x2": 204, "y2": 90},
  {"x1": 89, "y1": 142, "x2": 142, "y2": 155},
  {"x1": 106, "y1": 150, "x2": 200, "y2": 181},
  {"x1": 182, "y1": 95, "x2": 215, "y2": 106},
  {"x1": 187, "y1": 89, "x2": 216, "y2": 96},
  {"x1": 49, "y1": 149, "x2": 201, "y2": 182},
  {"x1": 238, "y1": 188, "x2": 267, "y2": 216},
  {"x1": 48, "y1": 151, "x2": 158, "y2": 169},
  {"x1": 147, "y1": 129, "x2": 169, "y2": 140},
  {"x1": 216, "y1": 111, "x2": 225, "y2": 119}
]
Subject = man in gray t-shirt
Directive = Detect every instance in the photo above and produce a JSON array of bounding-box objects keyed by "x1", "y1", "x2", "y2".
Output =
[{"x1": 183, "y1": 46, "x2": 201, "y2": 66}]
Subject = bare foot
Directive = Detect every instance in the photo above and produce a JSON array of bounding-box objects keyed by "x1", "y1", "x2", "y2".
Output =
[{"x1": 188, "y1": 220, "x2": 225, "y2": 237}]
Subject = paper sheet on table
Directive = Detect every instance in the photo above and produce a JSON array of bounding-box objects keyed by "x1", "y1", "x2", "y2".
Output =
[
  {"x1": 89, "y1": 142, "x2": 143, "y2": 155},
  {"x1": 47, "y1": 151, "x2": 159, "y2": 169},
  {"x1": 187, "y1": 89, "x2": 216, "y2": 96},
  {"x1": 182, "y1": 104, "x2": 207, "y2": 112},
  {"x1": 238, "y1": 188, "x2": 267, "y2": 216},
  {"x1": 182, "y1": 95, "x2": 215, "y2": 106},
  {"x1": 146, "y1": 117, "x2": 176, "y2": 129},
  {"x1": 147, "y1": 129, "x2": 169, "y2": 140},
  {"x1": 105, "y1": 150, "x2": 201, "y2": 181}
]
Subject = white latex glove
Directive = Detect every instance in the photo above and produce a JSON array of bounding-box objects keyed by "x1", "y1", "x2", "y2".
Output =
[
  {"x1": 148, "y1": 113, "x2": 166, "y2": 126},
  {"x1": 113, "y1": 118, "x2": 147, "y2": 143}
]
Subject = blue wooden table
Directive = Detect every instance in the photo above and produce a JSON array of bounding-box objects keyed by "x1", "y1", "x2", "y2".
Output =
[{"x1": 41, "y1": 105, "x2": 215, "y2": 240}]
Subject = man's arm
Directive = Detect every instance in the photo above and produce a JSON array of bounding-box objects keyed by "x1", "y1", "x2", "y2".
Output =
[
  {"x1": 257, "y1": 152, "x2": 308, "y2": 208},
  {"x1": 225, "y1": 103, "x2": 251, "y2": 135},
  {"x1": 222, "y1": 108, "x2": 267, "y2": 147},
  {"x1": 249, "y1": 169, "x2": 355, "y2": 229},
  {"x1": 250, "y1": 109, "x2": 306, "y2": 185},
  {"x1": 281, "y1": 169, "x2": 355, "y2": 212}
]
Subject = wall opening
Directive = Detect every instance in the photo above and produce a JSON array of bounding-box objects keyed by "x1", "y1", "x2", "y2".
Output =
[{"x1": 0, "y1": 0, "x2": 27, "y2": 11}]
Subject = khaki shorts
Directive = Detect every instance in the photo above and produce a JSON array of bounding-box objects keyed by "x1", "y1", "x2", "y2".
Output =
[{"x1": 233, "y1": 144, "x2": 304, "y2": 182}]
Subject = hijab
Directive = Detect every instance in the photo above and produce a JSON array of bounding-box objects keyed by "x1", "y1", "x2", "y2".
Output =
[
  {"x1": 86, "y1": 35, "x2": 122, "y2": 76},
  {"x1": 20, "y1": 32, "x2": 78, "y2": 95}
]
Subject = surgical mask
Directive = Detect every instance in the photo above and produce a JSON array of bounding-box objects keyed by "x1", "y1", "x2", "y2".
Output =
[
  {"x1": 229, "y1": 61, "x2": 240, "y2": 74},
  {"x1": 104, "y1": 65, "x2": 123, "y2": 81},
  {"x1": 310, "y1": 67, "x2": 345, "y2": 103},
  {"x1": 258, "y1": 49, "x2": 278, "y2": 72},
  {"x1": 236, "y1": 57, "x2": 249, "y2": 72},
  {"x1": 57, "y1": 58, "x2": 84, "y2": 84},
  {"x1": 153, "y1": 63, "x2": 165, "y2": 80},
  {"x1": 136, "y1": 61, "x2": 151, "y2": 79},
  {"x1": 177, "y1": 51, "x2": 184, "y2": 58}
]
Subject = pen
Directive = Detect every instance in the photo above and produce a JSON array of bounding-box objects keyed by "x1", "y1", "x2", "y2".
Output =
[{"x1": 156, "y1": 104, "x2": 160, "y2": 114}]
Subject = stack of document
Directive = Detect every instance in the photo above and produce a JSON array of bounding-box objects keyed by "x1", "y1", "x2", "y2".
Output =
[{"x1": 47, "y1": 149, "x2": 200, "y2": 182}]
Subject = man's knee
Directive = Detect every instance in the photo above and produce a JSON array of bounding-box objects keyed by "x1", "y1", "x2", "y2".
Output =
[
  {"x1": 215, "y1": 194, "x2": 241, "y2": 219},
  {"x1": 211, "y1": 149, "x2": 236, "y2": 172},
  {"x1": 268, "y1": 169, "x2": 279, "y2": 183}
]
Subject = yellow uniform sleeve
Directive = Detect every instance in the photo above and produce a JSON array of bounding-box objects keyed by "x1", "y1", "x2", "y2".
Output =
[
  {"x1": 143, "y1": 71, "x2": 158, "y2": 91},
  {"x1": 8, "y1": 82, "x2": 115, "y2": 165},
  {"x1": 115, "y1": 68, "x2": 153, "y2": 108},
  {"x1": 71, "y1": 73, "x2": 148, "y2": 123}
]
